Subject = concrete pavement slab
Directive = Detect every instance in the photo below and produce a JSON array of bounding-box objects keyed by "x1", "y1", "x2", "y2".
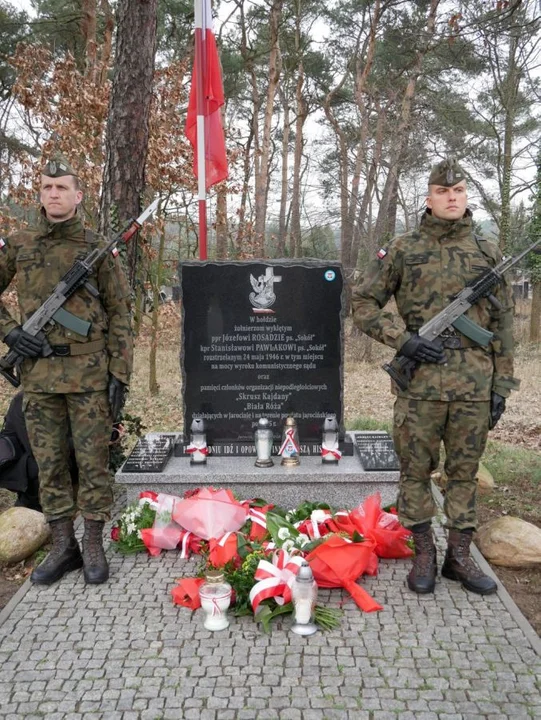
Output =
[{"x1": 0, "y1": 492, "x2": 540, "y2": 720}]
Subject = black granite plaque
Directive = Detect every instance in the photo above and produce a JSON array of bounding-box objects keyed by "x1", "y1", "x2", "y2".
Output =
[
  {"x1": 122, "y1": 434, "x2": 176, "y2": 473},
  {"x1": 180, "y1": 260, "x2": 345, "y2": 441},
  {"x1": 353, "y1": 432, "x2": 400, "y2": 471}
]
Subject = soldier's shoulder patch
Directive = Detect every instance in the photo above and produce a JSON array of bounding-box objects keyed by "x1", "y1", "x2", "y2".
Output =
[
  {"x1": 376, "y1": 247, "x2": 388, "y2": 259},
  {"x1": 0, "y1": 238, "x2": 6, "y2": 250}
]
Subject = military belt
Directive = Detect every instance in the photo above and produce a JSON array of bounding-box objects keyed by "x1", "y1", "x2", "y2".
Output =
[{"x1": 50, "y1": 339, "x2": 106, "y2": 357}]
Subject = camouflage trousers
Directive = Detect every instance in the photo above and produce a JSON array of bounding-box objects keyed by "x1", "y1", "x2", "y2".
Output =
[
  {"x1": 24, "y1": 391, "x2": 113, "y2": 523},
  {"x1": 393, "y1": 397, "x2": 490, "y2": 531}
]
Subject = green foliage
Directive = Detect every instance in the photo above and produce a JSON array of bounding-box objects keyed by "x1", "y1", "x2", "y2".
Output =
[
  {"x1": 256, "y1": 601, "x2": 342, "y2": 633},
  {"x1": 0, "y1": 1, "x2": 29, "y2": 99},
  {"x1": 108, "y1": 411, "x2": 146, "y2": 473},
  {"x1": 29, "y1": 0, "x2": 90, "y2": 64},
  {"x1": 527, "y1": 150, "x2": 541, "y2": 283},
  {"x1": 284, "y1": 501, "x2": 332, "y2": 525},
  {"x1": 301, "y1": 224, "x2": 338, "y2": 260},
  {"x1": 222, "y1": 548, "x2": 267, "y2": 615},
  {"x1": 155, "y1": 0, "x2": 192, "y2": 62}
]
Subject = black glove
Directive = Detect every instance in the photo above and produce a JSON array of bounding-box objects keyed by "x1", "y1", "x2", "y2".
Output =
[
  {"x1": 489, "y1": 392, "x2": 506, "y2": 429},
  {"x1": 108, "y1": 376, "x2": 127, "y2": 422},
  {"x1": 4, "y1": 327, "x2": 44, "y2": 358},
  {"x1": 399, "y1": 334, "x2": 447, "y2": 364}
]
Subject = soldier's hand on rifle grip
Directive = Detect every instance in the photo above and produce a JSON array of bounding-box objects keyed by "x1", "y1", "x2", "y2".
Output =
[
  {"x1": 489, "y1": 392, "x2": 506, "y2": 429},
  {"x1": 4, "y1": 327, "x2": 44, "y2": 359},
  {"x1": 108, "y1": 375, "x2": 127, "y2": 422},
  {"x1": 399, "y1": 334, "x2": 447, "y2": 365}
]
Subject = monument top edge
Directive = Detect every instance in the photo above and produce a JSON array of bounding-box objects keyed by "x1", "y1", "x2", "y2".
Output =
[{"x1": 180, "y1": 258, "x2": 343, "y2": 268}]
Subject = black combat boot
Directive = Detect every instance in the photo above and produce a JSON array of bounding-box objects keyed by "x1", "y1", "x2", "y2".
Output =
[
  {"x1": 407, "y1": 522, "x2": 437, "y2": 594},
  {"x1": 82, "y1": 519, "x2": 109, "y2": 584},
  {"x1": 441, "y1": 529, "x2": 497, "y2": 595},
  {"x1": 31, "y1": 518, "x2": 83, "y2": 585}
]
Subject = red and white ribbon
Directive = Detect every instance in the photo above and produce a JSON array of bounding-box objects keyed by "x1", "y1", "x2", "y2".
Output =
[
  {"x1": 321, "y1": 446, "x2": 342, "y2": 460},
  {"x1": 217, "y1": 531, "x2": 235, "y2": 546},
  {"x1": 249, "y1": 549, "x2": 305, "y2": 613},
  {"x1": 179, "y1": 531, "x2": 193, "y2": 559},
  {"x1": 138, "y1": 490, "x2": 160, "y2": 509},
  {"x1": 279, "y1": 428, "x2": 299, "y2": 456},
  {"x1": 185, "y1": 443, "x2": 209, "y2": 455},
  {"x1": 248, "y1": 508, "x2": 267, "y2": 530},
  {"x1": 295, "y1": 509, "x2": 333, "y2": 539}
]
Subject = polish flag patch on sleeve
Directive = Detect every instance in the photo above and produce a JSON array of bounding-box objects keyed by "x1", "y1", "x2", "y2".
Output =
[
  {"x1": 377, "y1": 248, "x2": 387, "y2": 259},
  {"x1": 0, "y1": 238, "x2": 6, "y2": 250},
  {"x1": 111, "y1": 246, "x2": 119, "y2": 257}
]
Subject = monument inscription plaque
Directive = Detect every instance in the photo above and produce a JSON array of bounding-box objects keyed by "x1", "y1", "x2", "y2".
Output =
[{"x1": 180, "y1": 259, "x2": 345, "y2": 442}]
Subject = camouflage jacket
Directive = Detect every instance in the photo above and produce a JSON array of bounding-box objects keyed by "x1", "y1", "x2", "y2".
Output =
[
  {"x1": 351, "y1": 210, "x2": 519, "y2": 401},
  {"x1": 0, "y1": 213, "x2": 133, "y2": 393}
]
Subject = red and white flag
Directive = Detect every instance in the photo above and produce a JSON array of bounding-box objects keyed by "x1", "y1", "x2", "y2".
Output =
[{"x1": 185, "y1": 0, "x2": 228, "y2": 190}]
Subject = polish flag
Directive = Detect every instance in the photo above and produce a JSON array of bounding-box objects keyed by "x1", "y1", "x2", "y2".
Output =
[{"x1": 185, "y1": 0, "x2": 228, "y2": 190}]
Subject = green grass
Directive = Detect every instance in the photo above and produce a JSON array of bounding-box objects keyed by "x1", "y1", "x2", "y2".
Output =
[
  {"x1": 349, "y1": 415, "x2": 392, "y2": 433},
  {"x1": 482, "y1": 440, "x2": 541, "y2": 487},
  {"x1": 478, "y1": 440, "x2": 541, "y2": 524}
]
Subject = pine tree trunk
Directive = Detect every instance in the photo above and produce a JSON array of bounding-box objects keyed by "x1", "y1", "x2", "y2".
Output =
[
  {"x1": 99, "y1": 0, "x2": 115, "y2": 85},
  {"x1": 237, "y1": 3, "x2": 259, "y2": 256},
  {"x1": 81, "y1": 0, "x2": 97, "y2": 79},
  {"x1": 343, "y1": 0, "x2": 380, "y2": 274},
  {"x1": 215, "y1": 183, "x2": 228, "y2": 259},
  {"x1": 149, "y1": 224, "x2": 166, "y2": 395},
  {"x1": 100, "y1": 0, "x2": 158, "y2": 287},
  {"x1": 373, "y1": 0, "x2": 439, "y2": 245},
  {"x1": 323, "y1": 84, "x2": 349, "y2": 267},
  {"x1": 291, "y1": 64, "x2": 307, "y2": 258},
  {"x1": 499, "y1": 33, "x2": 519, "y2": 252},
  {"x1": 277, "y1": 86, "x2": 290, "y2": 257},
  {"x1": 236, "y1": 127, "x2": 254, "y2": 256},
  {"x1": 530, "y1": 281, "x2": 541, "y2": 344},
  {"x1": 253, "y1": 0, "x2": 283, "y2": 256}
]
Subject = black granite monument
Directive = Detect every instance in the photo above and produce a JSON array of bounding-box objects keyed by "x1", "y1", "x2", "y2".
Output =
[{"x1": 179, "y1": 259, "x2": 345, "y2": 445}]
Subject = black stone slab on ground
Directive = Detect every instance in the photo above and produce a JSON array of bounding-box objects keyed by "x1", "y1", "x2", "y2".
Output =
[
  {"x1": 180, "y1": 259, "x2": 345, "y2": 442},
  {"x1": 122, "y1": 434, "x2": 176, "y2": 473},
  {"x1": 353, "y1": 432, "x2": 400, "y2": 471}
]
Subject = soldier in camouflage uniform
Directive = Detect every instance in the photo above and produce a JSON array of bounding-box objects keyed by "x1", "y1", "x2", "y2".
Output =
[
  {"x1": 352, "y1": 158, "x2": 519, "y2": 595},
  {"x1": 0, "y1": 154, "x2": 133, "y2": 585}
]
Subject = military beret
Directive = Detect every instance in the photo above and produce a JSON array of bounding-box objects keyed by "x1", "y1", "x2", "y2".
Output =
[
  {"x1": 428, "y1": 158, "x2": 466, "y2": 187},
  {"x1": 41, "y1": 153, "x2": 78, "y2": 178}
]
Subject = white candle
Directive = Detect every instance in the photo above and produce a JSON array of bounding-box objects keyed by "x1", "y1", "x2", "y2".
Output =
[{"x1": 294, "y1": 597, "x2": 312, "y2": 625}]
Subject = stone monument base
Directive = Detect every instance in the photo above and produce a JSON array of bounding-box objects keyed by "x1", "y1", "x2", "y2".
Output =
[{"x1": 115, "y1": 432, "x2": 400, "y2": 509}]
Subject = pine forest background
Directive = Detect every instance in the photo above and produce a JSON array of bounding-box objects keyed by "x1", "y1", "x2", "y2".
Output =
[{"x1": 1, "y1": 0, "x2": 540, "y2": 361}]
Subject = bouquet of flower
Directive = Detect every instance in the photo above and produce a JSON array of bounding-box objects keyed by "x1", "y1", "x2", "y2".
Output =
[
  {"x1": 111, "y1": 496, "x2": 158, "y2": 554},
  {"x1": 116, "y1": 488, "x2": 413, "y2": 629}
]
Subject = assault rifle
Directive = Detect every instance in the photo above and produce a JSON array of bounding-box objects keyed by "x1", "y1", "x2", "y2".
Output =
[
  {"x1": 383, "y1": 236, "x2": 541, "y2": 392},
  {"x1": 0, "y1": 198, "x2": 159, "y2": 388}
]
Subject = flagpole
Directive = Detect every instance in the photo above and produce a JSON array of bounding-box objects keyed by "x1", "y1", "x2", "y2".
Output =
[{"x1": 194, "y1": 0, "x2": 207, "y2": 260}]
